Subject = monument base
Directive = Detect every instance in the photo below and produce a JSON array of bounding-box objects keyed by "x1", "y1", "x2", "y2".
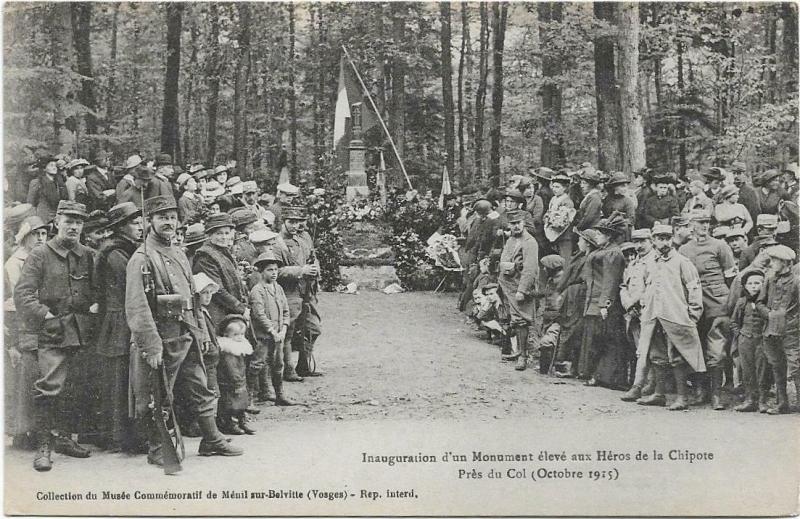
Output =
[{"x1": 346, "y1": 185, "x2": 370, "y2": 200}]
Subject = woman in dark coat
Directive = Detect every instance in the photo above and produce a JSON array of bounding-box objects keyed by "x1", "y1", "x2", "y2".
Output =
[{"x1": 93, "y1": 202, "x2": 143, "y2": 452}]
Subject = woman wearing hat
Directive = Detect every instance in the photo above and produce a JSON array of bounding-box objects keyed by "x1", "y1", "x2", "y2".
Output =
[
  {"x1": 574, "y1": 170, "x2": 604, "y2": 233},
  {"x1": 755, "y1": 168, "x2": 792, "y2": 215},
  {"x1": 636, "y1": 173, "x2": 680, "y2": 229},
  {"x1": 543, "y1": 173, "x2": 576, "y2": 262},
  {"x1": 177, "y1": 173, "x2": 202, "y2": 224},
  {"x1": 27, "y1": 159, "x2": 69, "y2": 222},
  {"x1": 93, "y1": 202, "x2": 144, "y2": 452},
  {"x1": 65, "y1": 159, "x2": 90, "y2": 206},
  {"x1": 4, "y1": 215, "x2": 49, "y2": 448},
  {"x1": 713, "y1": 184, "x2": 753, "y2": 234},
  {"x1": 602, "y1": 172, "x2": 636, "y2": 238}
]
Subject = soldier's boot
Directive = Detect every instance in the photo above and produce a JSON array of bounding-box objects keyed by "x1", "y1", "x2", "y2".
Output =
[
  {"x1": 53, "y1": 433, "x2": 91, "y2": 458},
  {"x1": 145, "y1": 421, "x2": 164, "y2": 468},
  {"x1": 711, "y1": 368, "x2": 726, "y2": 411},
  {"x1": 515, "y1": 327, "x2": 529, "y2": 372},
  {"x1": 668, "y1": 365, "x2": 691, "y2": 411},
  {"x1": 767, "y1": 368, "x2": 790, "y2": 415},
  {"x1": 273, "y1": 378, "x2": 297, "y2": 406},
  {"x1": 734, "y1": 379, "x2": 758, "y2": 412},
  {"x1": 33, "y1": 429, "x2": 53, "y2": 472},
  {"x1": 539, "y1": 346, "x2": 554, "y2": 375},
  {"x1": 688, "y1": 373, "x2": 710, "y2": 406},
  {"x1": 637, "y1": 366, "x2": 667, "y2": 406},
  {"x1": 245, "y1": 373, "x2": 261, "y2": 415},
  {"x1": 620, "y1": 385, "x2": 642, "y2": 402},
  {"x1": 237, "y1": 413, "x2": 256, "y2": 435},
  {"x1": 217, "y1": 413, "x2": 244, "y2": 436},
  {"x1": 758, "y1": 393, "x2": 771, "y2": 413},
  {"x1": 256, "y1": 365, "x2": 275, "y2": 403},
  {"x1": 501, "y1": 335, "x2": 520, "y2": 361},
  {"x1": 198, "y1": 416, "x2": 244, "y2": 457}
]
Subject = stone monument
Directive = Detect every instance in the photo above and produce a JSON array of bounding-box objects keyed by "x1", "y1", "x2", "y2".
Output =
[{"x1": 346, "y1": 102, "x2": 370, "y2": 200}]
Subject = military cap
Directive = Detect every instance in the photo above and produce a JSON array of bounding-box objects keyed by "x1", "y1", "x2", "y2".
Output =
[
  {"x1": 249, "y1": 228, "x2": 278, "y2": 244},
  {"x1": 176, "y1": 172, "x2": 192, "y2": 187},
  {"x1": 205, "y1": 213, "x2": 235, "y2": 234},
  {"x1": 56, "y1": 200, "x2": 89, "y2": 219},
  {"x1": 765, "y1": 244, "x2": 796, "y2": 262},
  {"x1": 188, "y1": 163, "x2": 205, "y2": 174},
  {"x1": 504, "y1": 188, "x2": 525, "y2": 201},
  {"x1": 242, "y1": 180, "x2": 258, "y2": 193},
  {"x1": 66, "y1": 158, "x2": 89, "y2": 171},
  {"x1": 225, "y1": 176, "x2": 242, "y2": 188},
  {"x1": 155, "y1": 153, "x2": 172, "y2": 167},
  {"x1": 671, "y1": 214, "x2": 691, "y2": 227},
  {"x1": 230, "y1": 183, "x2": 244, "y2": 195},
  {"x1": 135, "y1": 166, "x2": 155, "y2": 181},
  {"x1": 605, "y1": 171, "x2": 630, "y2": 186},
  {"x1": 574, "y1": 228, "x2": 602, "y2": 247},
  {"x1": 540, "y1": 254, "x2": 565, "y2": 271},
  {"x1": 253, "y1": 250, "x2": 284, "y2": 269},
  {"x1": 620, "y1": 242, "x2": 637, "y2": 253},
  {"x1": 631, "y1": 228, "x2": 652, "y2": 241},
  {"x1": 124, "y1": 155, "x2": 143, "y2": 170},
  {"x1": 533, "y1": 167, "x2": 554, "y2": 181},
  {"x1": 203, "y1": 180, "x2": 225, "y2": 199},
  {"x1": 193, "y1": 272, "x2": 219, "y2": 294},
  {"x1": 652, "y1": 172, "x2": 677, "y2": 185},
  {"x1": 579, "y1": 169, "x2": 602, "y2": 184},
  {"x1": 277, "y1": 182, "x2": 300, "y2": 195},
  {"x1": 689, "y1": 209, "x2": 712, "y2": 222},
  {"x1": 712, "y1": 225, "x2": 732, "y2": 239},
  {"x1": 214, "y1": 165, "x2": 229, "y2": 176},
  {"x1": 284, "y1": 205, "x2": 307, "y2": 220},
  {"x1": 703, "y1": 167, "x2": 726, "y2": 181},
  {"x1": 756, "y1": 214, "x2": 779, "y2": 228},
  {"x1": 217, "y1": 314, "x2": 248, "y2": 335},
  {"x1": 15, "y1": 215, "x2": 48, "y2": 245},
  {"x1": 84, "y1": 211, "x2": 110, "y2": 234},
  {"x1": 230, "y1": 207, "x2": 258, "y2": 228},
  {"x1": 5, "y1": 203, "x2": 35, "y2": 229},
  {"x1": 651, "y1": 224, "x2": 674, "y2": 237},
  {"x1": 481, "y1": 282, "x2": 499, "y2": 293},
  {"x1": 718, "y1": 184, "x2": 739, "y2": 201},
  {"x1": 106, "y1": 202, "x2": 141, "y2": 229},
  {"x1": 183, "y1": 223, "x2": 207, "y2": 247},
  {"x1": 506, "y1": 209, "x2": 527, "y2": 223},
  {"x1": 143, "y1": 195, "x2": 177, "y2": 216},
  {"x1": 725, "y1": 227, "x2": 747, "y2": 240},
  {"x1": 730, "y1": 161, "x2": 747, "y2": 173}
]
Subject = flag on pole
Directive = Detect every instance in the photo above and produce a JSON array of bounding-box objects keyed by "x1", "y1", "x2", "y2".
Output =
[
  {"x1": 438, "y1": 165, "x2": 452, "y2": 210},
  {"x1": 333, "y1": 56, "x2": 378, "y2": 148}
]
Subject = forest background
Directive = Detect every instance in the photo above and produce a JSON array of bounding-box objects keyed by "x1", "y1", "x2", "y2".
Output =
[{"x1": 3, "y1": 2, "x2": 798, "y2": 193}]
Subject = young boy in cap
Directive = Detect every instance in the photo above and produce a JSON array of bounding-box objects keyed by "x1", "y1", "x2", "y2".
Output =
[
  {"x1": 757, "y1": 245, "x2": 800, "y2": 414},
  {"x1": 730, "y1": 269, "x2": 768, "y2": 412}
]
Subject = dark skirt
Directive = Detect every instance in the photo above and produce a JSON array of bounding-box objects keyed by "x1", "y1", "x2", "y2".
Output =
[
  {"x1": 96, "y1": 354, "x2": 135, "y2": 448},
  {"x1": 579, "y1": 312, "x2": 628, "y2": 387}
]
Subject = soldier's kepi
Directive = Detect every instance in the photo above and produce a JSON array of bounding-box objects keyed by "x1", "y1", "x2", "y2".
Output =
[{"x1": 125, "y1": 195, "x2": 243, "y2": 473}]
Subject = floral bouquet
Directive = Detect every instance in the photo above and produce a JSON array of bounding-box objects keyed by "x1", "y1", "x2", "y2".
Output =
[
  {"x1": 544, "y1": 205, "x2": 577, "y2": 242},
  {"x1": 425, "y1": 232, "x2": 462, "y2": 271}
]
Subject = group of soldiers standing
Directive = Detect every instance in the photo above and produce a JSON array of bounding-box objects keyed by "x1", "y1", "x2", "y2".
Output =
[
  {"x1": 5, "y1": 150, "x2": 324, "y2": 472},
  {"x1": 457, "y1": 161, "x2": 799, "y2": 414}
]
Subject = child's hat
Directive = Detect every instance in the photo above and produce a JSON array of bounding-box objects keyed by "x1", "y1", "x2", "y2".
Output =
[
  {"x1": 217, "y1": 314, "x2": 248, "y2": 335},
  {"x1": 193, "y1": 272, "x2": 219, "y2": 294},
  {"x1": 740, "y1": 269, "x2": 765, "y2": 286}
]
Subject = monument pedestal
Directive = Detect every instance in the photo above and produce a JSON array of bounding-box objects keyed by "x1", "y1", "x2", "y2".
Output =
[{"x1": 346, "y1": 138, "x2": 369, "y2": 200}]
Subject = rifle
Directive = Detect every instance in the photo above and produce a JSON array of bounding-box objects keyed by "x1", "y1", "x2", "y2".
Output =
[{"x1": 141, "y1": 187, "x2": 184, "y2": 475}]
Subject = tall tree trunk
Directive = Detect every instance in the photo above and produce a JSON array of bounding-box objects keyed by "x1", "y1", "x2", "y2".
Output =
[
  {"x1": 51, "y1": 3, "x2": 75, "y2": 152},
  {"x1": 489, "y1": 2, "x2": 508, "y2": 187},
  {"x1": 184, "y1": 14, "x2": 198, "y2": 163},
  {"x1": 766, "y1": 9, "x2": 778, "y2": 104},
  {"x1": 71, "y1": 2, "x2": 97, "y2": 142},
  {"x1": 474, "y1": 1, "x2": 490, "y2": 181},
  {"x1": 592, "y1": 2, "x2": 621, "y2": 171},
  {"x1": 105, "y1": 3, "x2": 119, "y2": 135},
  {"x1": 677, "y1": 40, "x2": 687, "y2": 177},
  {"x1": 233, "y1": 3, "x2": 251, "y2": 177},
  {"x1": 538, "y1": 2, "x2": 564, "y2": 167},
  {"x1": 440, "y1": 2, "x2": 455, "y2": 178},
  {"x1": 206, "y1": 3, "x2": 221, "y2": 166},
  {"x1": 390, "y1": 2, "x2": 407, "y2": 164},
  {"x1": 459, "y1": 2, "x2": 473, "y2": 181},
  {"x1": 617, "y1": 3, "x2": 646, "y2": 173},
  {"x1": 781, "y1": 3, "x2": 798, "y2": 100},
  {"x1": 288, "y1": 2, "x2": 297, "y2": 181},
  {"x1": 317, "y1": 5, "x2": 328, "y2": 171},
  {"x1": 160, "y1": 3, "x2": 182, "y2": 163}
]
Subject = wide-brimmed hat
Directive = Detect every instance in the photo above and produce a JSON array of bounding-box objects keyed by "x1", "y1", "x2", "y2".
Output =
[
  {"x1": 703, "y1": 167, "x2": 726, "y2": 182},
  {"x1": 184, "y1": 223, "x2": 207, "y2": 247},
  {"x1": 605, "y1": 171, "x2": 630, "y2": 186},
  {"x1": 5, "y1": 203, "x2": 35, "y2": 229},
  {"x1": 229, "y1": 207, "x2": 258, "y2": 228},
  {"x1": 106, "y1": 202, "x2": 141, "y2": 229},
  {"x1": 66, "y1": 158, "x2": 89, "y2": 171},
  {"x1": 574, "y1": 228, "x2": 602, "y2": 247},
  {"x1": 754, "y1": 168, "x2": 782, "y2": 187},
  {"x1": 533, "y1": 167, "x2": 554, "y2": 181},
  {"x1": 225, "y1": 176, "x2": 242, "y2": 189},
  {"x1": 205, "y1": 213, "x2": 235, "y2": 234},
  {"x1": 193, "y1": 272, "x2": 219, "y2": 294},
  {"x1": 188, "y1": 163, "x2": 205, "y2": 174},
  {"x1": 124, "y1": 155, "x2": 143, "y2": 170},
  {"x1": 203, "y1": 180, "x2": 225, "y2": 199},
  {"x1": 143, "y1": 195, "x2": 178, "y2": 215},
  {"x1": 176, "y1": 172, "x2": 192, "y2": 188},
  {"x1": 578, "y1": 169, "x2": 601, "y2": 184},
  {"x1": 56, "y1": 200, "x2": 89, "y2": 219},
  {"x1": 253, "y1": 250, "x2": 284, "y2": 269},
  {"x1": 84, "y1": 211, "x2": 110, "y2": 234},
  {"x1": 504, "y1": 188, "x2": 525, "y2": 202},
  {"x1": 652, "y1": 172, "x2": 677, "y2": 185},
  {"x1": 214, "y1": 165, "x2": 229, "y2": 176},
  {"x1": 717, "y1": 184, "x2": 739, "y2": 201},
  {"x1": 15, "y1": 215, "x2": 48, "y2": 245},
  {"x1": 284, "y1": 205, "x2": 307, "y2": 220}
]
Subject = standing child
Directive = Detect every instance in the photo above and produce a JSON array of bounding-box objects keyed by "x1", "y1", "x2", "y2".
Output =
[
  {"x1": 192, "y1": 273, "x2": 221, "y2": 432},
  {"x1": 730, "y1": 270, "x2": 768, "y2": 412},
  {"x1": 249, "y1": 250, "x2": 297, "y2": 406},
  {"x1": 216, "y1": 315, "x2": 256, "y2": 434}
]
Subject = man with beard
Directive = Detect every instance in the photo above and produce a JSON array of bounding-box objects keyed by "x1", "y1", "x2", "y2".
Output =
[
  {"x1": 94, "y1": 202, "x2": 144, "y2": 452},
  {"x1": 14, "y1": 201, "x2": 98, "y2": 471},
  {"x1": 241, "y1": 181, "x2": 270, "y2": 224},
  {"x1": 126, "y1": 195, "x2": 243, "y2": 469},
  {"x1": 637, "y1": 224, "x2": 705, "y2": 411},
  {"x1": 497, "y1": 210, "x2": 539, "y2": 371}
]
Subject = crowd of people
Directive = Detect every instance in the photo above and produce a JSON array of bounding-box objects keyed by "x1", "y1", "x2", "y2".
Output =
[
  {"x1": 5, "y1": 151, "x2": 324, "y2": 472},
  {"x1": 454, "y1": 161, "x2": 799, "y2": 414}
]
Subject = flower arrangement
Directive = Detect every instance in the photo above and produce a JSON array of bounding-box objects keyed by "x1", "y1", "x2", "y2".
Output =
[
  {"x1": 425, "y1": 233, "x2": 462, "y2": 271},
  {"x1": 339, "y1": 198, "x2": 385, "y2": 224},
  {"x1": 544, "y1": 205, "x2": 577, "y2": 242}
]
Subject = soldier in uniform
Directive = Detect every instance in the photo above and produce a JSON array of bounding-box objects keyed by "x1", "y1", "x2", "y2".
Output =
[
  {"x1": 267, "y1": 182, "x2": 299, "y2": 232},
  {"x1": 126, "y1": 195, "x2": 243, "y2": 468},
  {"x1": 14, "y1": 201, "x2": 98, "y2": 471},
  {"x1": 638, "y1": 173, "x2": 680, "y2": 229},
  {"x1": 117, "y1": 163, "x2": 174, "y2": 209},
  {"x1": 497, "y1": 209, "x2": 539, "y2": 371},
  {"x1": 229, "y1": 207, "x2": 260, "y2": 265},
  {"x1": 679, "y1": 209, "x2": 738, "y2": 409},
  {"x1": 85, "y1": 150, "x2": 116, "y2": 211}
]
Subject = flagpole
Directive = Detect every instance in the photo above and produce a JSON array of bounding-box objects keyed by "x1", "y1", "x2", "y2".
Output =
[{"x1": 341, "y1": 45, "x2": 413, "y2": 191}]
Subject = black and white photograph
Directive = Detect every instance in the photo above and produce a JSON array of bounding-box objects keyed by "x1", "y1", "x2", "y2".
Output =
[{"x1": 2, "y1": 1, "x2": 799, "y2": 516}]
